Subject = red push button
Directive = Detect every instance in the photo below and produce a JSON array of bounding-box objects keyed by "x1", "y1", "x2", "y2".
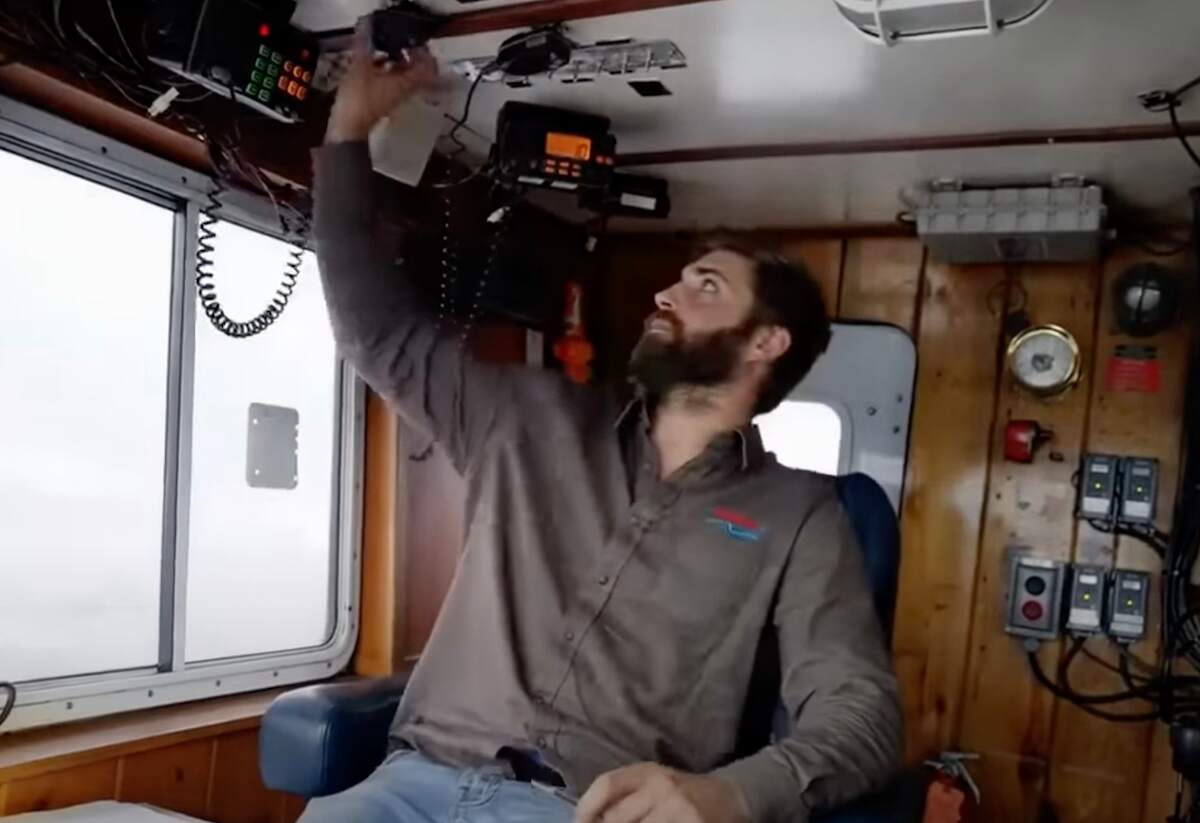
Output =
[{"x1": 1021, "y1": 601, "x2": 1044, "y2": 621}]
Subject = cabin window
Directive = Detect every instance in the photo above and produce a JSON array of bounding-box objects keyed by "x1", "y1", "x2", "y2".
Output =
[
  {"x1": 0, "y1": 99, "x2": 361, "y2": 731},
  {"x1": 185, "y1": 221, "x2": 339, "y2": 662},
  {"x1": 0, "y1": 146, "x2": 175, "y2": 684},
  {"x1": 756, "y1": 322, "x2": 917, "y2": 512},
  {"x1": 757, "y1": 401, "x2": 845, "y2": 476}
]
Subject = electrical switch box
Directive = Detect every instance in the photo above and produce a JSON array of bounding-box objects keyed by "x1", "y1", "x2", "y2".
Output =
[
  {"x1": 1120, "y1": 458, "x2": 1159, "y2": 525},
  {"x1": 1065, "y1": 564, "x2": 1107, "y2": 635},
  {"x1": 1078, "y1": 454, "x2": 1120, "y2": 520},
  {"x1": 1005, "y1": 555, "x2": 1067, "y2": 640},
  {"x1": 1107, "y1": 569, "x2": 1150, "y2": 641}
]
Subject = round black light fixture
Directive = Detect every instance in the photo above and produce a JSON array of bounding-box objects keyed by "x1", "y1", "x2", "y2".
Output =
[{"x1": 1113, "y1": 262, "x2": 1181, "y2": 338}]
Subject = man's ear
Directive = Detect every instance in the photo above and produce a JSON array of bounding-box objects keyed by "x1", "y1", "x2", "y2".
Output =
[{"x1": 748, "y1": 325, "x2": 791, "y2": 365}]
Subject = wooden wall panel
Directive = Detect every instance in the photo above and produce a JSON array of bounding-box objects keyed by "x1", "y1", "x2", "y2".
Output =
[
  {"x1": 838, "y1": 239, "x2": 925, "y2": 330},
  {"x1": 773, "y1": 237, "x2": 844, "y2": 313},
  {"x1": 1, "y1": 759, "x2": 117, "y2": 814},
  {"x1": 890, "y1": 260, "x2": 1003, "y2": 759},
  {"x1": 1042, "y1": 248, "x2": 1181, "y2": 821},
  {"x1": 0, "y1": 716, "x2": 294, "y2": 823},
  {"x1": 282, "y1": 792, "x2": 309, "y2": 823},
  {"x1": 116, "y1": 739, "x2": 214, "y2": 819},
  {"x1": 355, "y1": 390, "x2": 401, "y2": 677},
  {"x1": 957, "y1": 264, "x2": 1100, "y2": 821},
  {"x1": 207, "y1": 730, "x2": 279, "y2": 823}
]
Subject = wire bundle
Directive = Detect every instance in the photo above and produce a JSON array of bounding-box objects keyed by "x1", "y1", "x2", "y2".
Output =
[{"x1": 0, "y1": 1, "x2": 313, "y2": 339}]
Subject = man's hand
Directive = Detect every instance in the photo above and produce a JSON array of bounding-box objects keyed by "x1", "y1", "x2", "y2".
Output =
[
  {"x1": 574, "y1": 763, "x2": 751, "y2": 823},
  {"x1": 325, "y1": 21, "x2": 438, "y2": 144}
]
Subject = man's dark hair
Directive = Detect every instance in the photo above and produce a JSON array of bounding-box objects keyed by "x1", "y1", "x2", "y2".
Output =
[{"x1": 699, "y1": 237, "x2": 833, "y2": 415}]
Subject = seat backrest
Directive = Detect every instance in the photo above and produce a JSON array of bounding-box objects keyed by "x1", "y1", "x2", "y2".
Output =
[
  {"x1": 733, "y1": 472, "x2": 901, "y2": 755},
  {"x1": 836, "y1": 472, "x2": 901, "y2": 637}
]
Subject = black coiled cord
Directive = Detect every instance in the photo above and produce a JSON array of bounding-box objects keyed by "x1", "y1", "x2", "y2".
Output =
[{"x1": 195, "y1": 169, "x2": 308, "y2": 339}]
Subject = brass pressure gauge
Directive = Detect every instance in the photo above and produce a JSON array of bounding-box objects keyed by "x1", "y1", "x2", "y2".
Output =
[{"x1": 1006, "y1": 324, "x2": 1082, "y2": 397}]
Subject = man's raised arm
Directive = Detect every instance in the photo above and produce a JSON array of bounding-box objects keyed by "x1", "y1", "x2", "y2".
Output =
[{"x1": 314, "y1": 39, "x2": 509, "y2": 472}]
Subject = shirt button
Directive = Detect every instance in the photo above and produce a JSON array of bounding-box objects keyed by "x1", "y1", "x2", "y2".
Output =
[
  {"x1": 598, "y1": 575, "x2": 610, "y2": 586},
  {"x1": 564, "y1": 630, "x2": 575, "y2": 642}
]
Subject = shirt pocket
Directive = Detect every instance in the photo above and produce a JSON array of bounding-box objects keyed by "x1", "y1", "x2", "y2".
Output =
[{"x1": 614, "y1": 522, "x2": 767, "y2": 647}]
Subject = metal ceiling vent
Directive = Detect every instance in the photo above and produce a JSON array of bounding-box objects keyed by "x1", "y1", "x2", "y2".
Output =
[{"x1": 832, "y1": 0, "x2": 1057, "y2": 45}]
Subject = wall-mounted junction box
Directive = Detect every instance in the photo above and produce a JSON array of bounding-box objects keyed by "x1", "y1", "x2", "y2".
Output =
[
  {"x1": 1120, "y1": 458, "x2": 1159, "y2": 525},
  {"x1": 1065, "y1": 564, "x2": 1106, "y2": 635},
  {"x1": 1078, "y1": 453, "x2": 1120, "y2": 520},
  {"x1": 1108, "y1": 569, "x2": 1151, "y2": 641},
  {"x1": 1005, "y1": 555, "x2": 1067, "y2": 640}
]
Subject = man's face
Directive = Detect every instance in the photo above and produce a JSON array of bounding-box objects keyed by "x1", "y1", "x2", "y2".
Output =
[{"x1": 628, "y1": 249, "x2": 761, "y2": 397}]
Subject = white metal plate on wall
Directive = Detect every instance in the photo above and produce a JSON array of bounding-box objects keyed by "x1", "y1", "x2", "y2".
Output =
[{"x1": 781, "y1": 322, "x2": 917, "y2": 512}]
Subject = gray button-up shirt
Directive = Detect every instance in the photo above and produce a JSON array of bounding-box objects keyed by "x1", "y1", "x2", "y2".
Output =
[{"x1": 313, "y1": 142, "x2": 901, "y2": 822}]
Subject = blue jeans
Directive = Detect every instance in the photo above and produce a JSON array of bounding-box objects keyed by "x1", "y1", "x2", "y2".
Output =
[{"x1": 297, "y1": 751, "x2": 576, "y2": 823}]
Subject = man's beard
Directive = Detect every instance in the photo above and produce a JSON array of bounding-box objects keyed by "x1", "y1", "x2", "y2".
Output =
[{"x1": 628, "y1": 311, "x2": 755, "y2": 402}]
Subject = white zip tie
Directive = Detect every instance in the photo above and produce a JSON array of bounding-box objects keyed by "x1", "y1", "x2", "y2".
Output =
[{"x1": 148, "y1": 87, "x2": 179, "y2": 118}]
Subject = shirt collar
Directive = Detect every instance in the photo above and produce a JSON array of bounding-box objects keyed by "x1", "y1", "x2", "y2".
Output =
[{"x1": 615, "y1": 395, "x2": 764, "y2": 473}]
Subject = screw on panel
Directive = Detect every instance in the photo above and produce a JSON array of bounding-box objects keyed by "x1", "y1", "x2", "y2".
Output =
[{"x1": 867, "y1": 406, "x2": 877, "y2": 416}]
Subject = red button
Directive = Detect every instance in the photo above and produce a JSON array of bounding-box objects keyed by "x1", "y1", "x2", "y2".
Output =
[{"x1": 1021, "y1": 601, "x2": 1044, "y2": 621}]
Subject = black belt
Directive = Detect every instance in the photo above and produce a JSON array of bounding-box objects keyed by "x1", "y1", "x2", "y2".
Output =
[{"x1": 496, "y1": 746, "x2": 566, "y2": 787}]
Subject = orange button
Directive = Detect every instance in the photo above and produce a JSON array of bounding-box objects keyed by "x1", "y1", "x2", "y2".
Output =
[
  {"x1": 288, "y1": 81, "x2": 299, "y2": 95},
  {"x1": 296, "y1": 86, "x2": 307, "y2": 101},
  {"x1": 302, "y1": 70, "x2": 312, "y2": 83},
  {"x1": 293, "y1": 65, "x2": 304, "y2": 78}
]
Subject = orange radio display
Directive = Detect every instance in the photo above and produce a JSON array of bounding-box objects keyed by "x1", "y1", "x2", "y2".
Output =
[{"x1": 545, "y1": 132, "x2": 592, "y2": 160}]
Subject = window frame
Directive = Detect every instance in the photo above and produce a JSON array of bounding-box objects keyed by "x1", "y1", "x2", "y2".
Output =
[{"x1": 0, "y1": 94, "x2": 364, "y2": 732}]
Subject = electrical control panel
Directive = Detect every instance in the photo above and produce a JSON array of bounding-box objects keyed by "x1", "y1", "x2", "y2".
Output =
[
  {"x1": 1120, "y1": 458, "x2": 1159, "y2": 524},
  {"x1": 1108, "y1": 569, "x2": 1151, "y2": 641},
  {"x1": 145, "y1": 0, "x2": 319, "y2": 123},
  {"x1": 1065, "y1": 564, "x2": 1107, "y2": 634},
  {"x1": 1078, "y1": 453, "x2": 1120, "y2": 519},
  {"x1": 1005, "y1": 555, "x2": 1067, "y2": 640}
]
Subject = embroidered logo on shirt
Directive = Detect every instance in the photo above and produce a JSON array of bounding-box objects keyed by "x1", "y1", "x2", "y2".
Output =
[{"x1": 706, "y1": 507, "x2": 764, "y2": 542}]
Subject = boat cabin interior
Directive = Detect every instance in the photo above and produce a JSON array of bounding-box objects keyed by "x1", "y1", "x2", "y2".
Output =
[{"x1": 1, "y1": 1, "x2": 1199, "y2": 822}]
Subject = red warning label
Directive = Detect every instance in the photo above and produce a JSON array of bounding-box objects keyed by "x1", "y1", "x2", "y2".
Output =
[{"x1": 1106, "y1": 345, "x2": 1161, "y2": 394}]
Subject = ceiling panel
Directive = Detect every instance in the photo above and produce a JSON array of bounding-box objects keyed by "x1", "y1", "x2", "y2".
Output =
[
  {"x1": 533, "y1": 139, "x2": 1200, "y2": 230},
  {"x1": 295, "y1": 0, "x2": 1200, "y2": 227}
]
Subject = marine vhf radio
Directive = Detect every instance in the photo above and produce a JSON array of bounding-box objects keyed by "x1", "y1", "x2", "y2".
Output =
[{"x1": 367, "y1": 2, "x2": 670, "y2": 219}]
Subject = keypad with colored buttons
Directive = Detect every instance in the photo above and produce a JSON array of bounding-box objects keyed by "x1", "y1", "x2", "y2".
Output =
[{"x1": 245, "y1": 43, "x2": 315, "y2": 109}]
